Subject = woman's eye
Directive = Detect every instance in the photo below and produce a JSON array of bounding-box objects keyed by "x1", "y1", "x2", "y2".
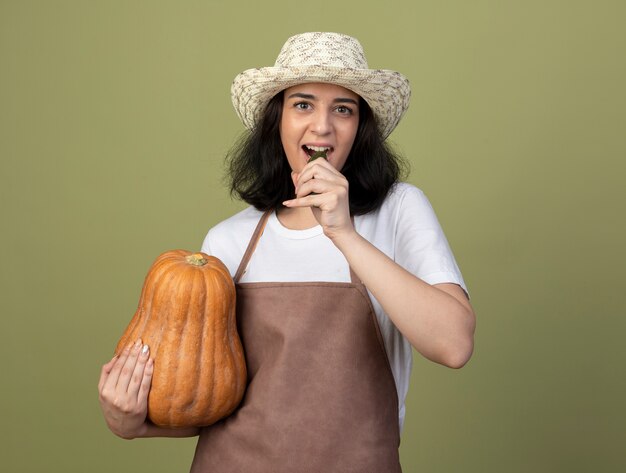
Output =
[
  {"x1": 295, "y1": 102, "x2": 311, "y2": 110},
  {"x1": 336, "y1": 106, "x2": 353, "y2": 115}
]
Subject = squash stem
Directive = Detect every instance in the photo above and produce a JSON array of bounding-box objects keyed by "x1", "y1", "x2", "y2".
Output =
[{"x1": 185, "y1": 253, "x2": 208, "y2": 266}]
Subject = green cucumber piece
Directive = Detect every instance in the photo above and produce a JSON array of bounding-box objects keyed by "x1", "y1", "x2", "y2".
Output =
[{"x1": 309, "y1": 150, "x2": 328, "y2": 161}]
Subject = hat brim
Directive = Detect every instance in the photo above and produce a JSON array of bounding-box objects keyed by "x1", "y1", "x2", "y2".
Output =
[{"x1": 231, "y1": 65, "x2": 410, "y2": 139}]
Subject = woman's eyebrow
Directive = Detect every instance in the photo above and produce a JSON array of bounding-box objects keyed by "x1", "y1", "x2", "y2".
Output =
[
  {"x1": 287, "y1": 92, "x2": 315, "y2": 100},
  {"x1": 286, "y1": 92, "x2": 358, "y2": 105},
  {"x1": 333, "y1": 97, "x2": 358, "y2": 105}
]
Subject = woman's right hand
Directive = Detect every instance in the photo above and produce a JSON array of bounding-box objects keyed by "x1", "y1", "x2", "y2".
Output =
[{"x1": 98, "y1": 339, "x2": 154, "y2": 439}]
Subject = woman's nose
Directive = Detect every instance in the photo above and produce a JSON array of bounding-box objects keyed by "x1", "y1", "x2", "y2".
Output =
[{"x1": 311, "y1": 111, "x2": 332, "y2": 135}]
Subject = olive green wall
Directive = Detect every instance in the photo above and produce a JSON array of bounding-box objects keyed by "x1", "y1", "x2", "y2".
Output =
[{"x1": 1, "y1": 1, "x2": 624, "y2": 471}]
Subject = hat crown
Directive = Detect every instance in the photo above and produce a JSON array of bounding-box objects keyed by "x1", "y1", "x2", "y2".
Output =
[{"x1": 274, "y1": 32, "x2": 369, "y2": 69}]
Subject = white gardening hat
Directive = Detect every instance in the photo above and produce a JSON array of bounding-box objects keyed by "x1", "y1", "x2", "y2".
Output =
[{"x1": 231, "y1": 32, "x2": 411, "y2": 140}]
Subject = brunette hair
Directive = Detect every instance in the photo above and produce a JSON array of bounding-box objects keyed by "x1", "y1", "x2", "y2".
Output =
[{"x1": 225, "y1": 91, "x2": 408, "y2": 215}]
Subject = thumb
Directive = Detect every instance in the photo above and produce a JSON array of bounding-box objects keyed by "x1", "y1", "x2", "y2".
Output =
[{"x1": 98, "y1": 355, "x2": 118, "y2": 392}]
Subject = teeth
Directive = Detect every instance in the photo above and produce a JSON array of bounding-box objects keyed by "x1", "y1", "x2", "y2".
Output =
[{"x1": 307, "y1": 145, "x2": 331, "y2": 152}]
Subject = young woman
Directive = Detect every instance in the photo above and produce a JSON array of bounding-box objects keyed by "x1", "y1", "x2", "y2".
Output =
[{"x1": 99, "y1": 32, "x2": 476, "y2": 472}]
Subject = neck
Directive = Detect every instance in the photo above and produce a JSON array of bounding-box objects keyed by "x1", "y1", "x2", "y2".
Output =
[{"x1": 275, "y1": 206, "x2": 318, "y2": 230}]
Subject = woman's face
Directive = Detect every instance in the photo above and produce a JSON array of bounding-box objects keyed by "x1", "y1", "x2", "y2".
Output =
[{"x1": 279, "y1": 83, "x2": 360, "y2": 173}]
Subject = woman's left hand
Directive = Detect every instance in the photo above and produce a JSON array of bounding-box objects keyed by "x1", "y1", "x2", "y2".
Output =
[{"x1": 282, "y1": 158, "x2": 354, "y2": 241}]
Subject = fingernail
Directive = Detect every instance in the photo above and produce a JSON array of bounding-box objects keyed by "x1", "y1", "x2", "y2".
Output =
[{"x1": 141, "y1": 344, "x2": 149, "y2": 356}]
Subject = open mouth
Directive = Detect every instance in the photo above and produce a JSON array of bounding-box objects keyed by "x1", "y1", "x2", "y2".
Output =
[{"x1": 302, "y1": 145, "x2": 332, "y2": 161}]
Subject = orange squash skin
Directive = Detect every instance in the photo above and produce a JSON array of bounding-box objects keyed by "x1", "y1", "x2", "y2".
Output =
[{"x1": 115, "y1": 250, "x2": 246, "y2": 428}]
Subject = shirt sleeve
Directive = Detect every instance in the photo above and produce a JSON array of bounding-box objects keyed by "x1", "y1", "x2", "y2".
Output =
[
  {"x1": 394, "y1": 185, "x2": 469, "y2": 297},
  {"x1": 200, "y1": 230, "x2": 212, "y2": 255}
]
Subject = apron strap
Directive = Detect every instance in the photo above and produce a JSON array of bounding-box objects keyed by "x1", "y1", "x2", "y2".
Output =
[
  {"x1": 349, "y1": 266, "x2": 362, "y2": 285},
  {"x1": 234, "y1": 210, "x2": 272, "y2": 283},
  {"x1": 347, "y1": 215, "x2": 364, "y2": 285}
]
